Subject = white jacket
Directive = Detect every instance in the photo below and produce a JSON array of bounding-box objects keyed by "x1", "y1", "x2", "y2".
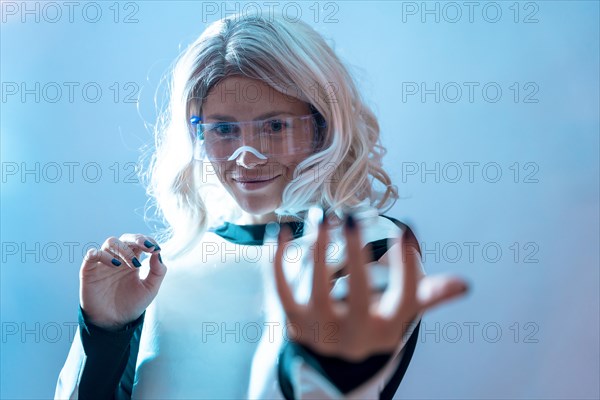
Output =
[{"x1": 55, "y1": 211, "x2": 423, "y2": 400}]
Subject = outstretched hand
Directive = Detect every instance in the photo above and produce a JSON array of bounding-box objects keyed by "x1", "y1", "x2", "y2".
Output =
[{"x1": 273, "y1": 214, "x2": 469, "y2": 362}]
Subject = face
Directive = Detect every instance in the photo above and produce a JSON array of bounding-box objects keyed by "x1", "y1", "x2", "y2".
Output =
[{"x1": 201, "y1": 76, "x2": 314, "y2": 224}]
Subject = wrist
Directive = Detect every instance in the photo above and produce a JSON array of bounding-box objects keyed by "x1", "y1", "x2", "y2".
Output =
[{"x1": 79, "y1": 305, "x2": 141, "y2": 333}]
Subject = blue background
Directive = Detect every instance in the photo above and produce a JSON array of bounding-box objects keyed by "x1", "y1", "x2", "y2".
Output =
[{"x1": 1, "y1": 1, "x2": 598, "y2": 398}]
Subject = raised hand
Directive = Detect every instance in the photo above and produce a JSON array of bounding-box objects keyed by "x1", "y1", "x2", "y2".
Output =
[
  {"x1": 273, "y1": 214, "x2": 468, "y2": 361},
  {"x1": 79, "y1": 234, "x2": 167, "y2": 331}
]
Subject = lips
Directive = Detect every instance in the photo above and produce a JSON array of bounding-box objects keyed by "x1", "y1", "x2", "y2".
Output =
[
  {"x1": 233, "y1": 176, "x2": 279, "y2": 183},
  {"x1": 232, "y1": 175, "x2": 281, "y2": 191}
]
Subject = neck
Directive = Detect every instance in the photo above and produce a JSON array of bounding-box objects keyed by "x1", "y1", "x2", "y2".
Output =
[{"x1": 233, "y1": 211, "x2": 304, "y2": 225}]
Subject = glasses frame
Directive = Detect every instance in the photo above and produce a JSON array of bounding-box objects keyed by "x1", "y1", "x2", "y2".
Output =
[{"x1": 188, "y1": 111, "x2": 327, "y2": 161}]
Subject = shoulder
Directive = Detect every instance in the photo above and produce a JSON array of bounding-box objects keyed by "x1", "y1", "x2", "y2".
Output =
[
  {"x1": 373, "y1": 214, "x2": 422, "y2": 256},
  {"x1": 338, "y1": 205, "x2": 421, "y2": 255}
]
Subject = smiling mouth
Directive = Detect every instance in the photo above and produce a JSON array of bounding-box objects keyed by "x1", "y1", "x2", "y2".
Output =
[
  {"x1": 233, "y1": 176, "x2": 280, "y2": 183},
  {"x1": 233, "y1": 175, "x2": 281, "y2": 190}
]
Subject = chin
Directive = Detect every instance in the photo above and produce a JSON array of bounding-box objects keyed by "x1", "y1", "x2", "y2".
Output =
[{"x1": 239, "y1": 203, "x2": 278, "y2": 217}]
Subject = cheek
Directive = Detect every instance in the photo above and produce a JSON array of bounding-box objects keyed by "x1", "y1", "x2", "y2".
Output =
[
  {"x1": 280, "y1": 155, "x2": 310, "y2": 178},
  {"x1": 210, "y1": 161, "x2": 232, "y2": 185},
  {"x1": 276, "y1": 162, "x2": 294, "y2": 183}
]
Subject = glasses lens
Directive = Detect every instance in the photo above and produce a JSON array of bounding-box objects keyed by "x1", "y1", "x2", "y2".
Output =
[{"x1": 193, "y1": 114, "x2": 320, "y2": 161}]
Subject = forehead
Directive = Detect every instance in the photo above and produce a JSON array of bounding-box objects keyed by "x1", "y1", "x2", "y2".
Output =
[{"x1": 202, "y1": 76, "x2": 310, "y2": 119}]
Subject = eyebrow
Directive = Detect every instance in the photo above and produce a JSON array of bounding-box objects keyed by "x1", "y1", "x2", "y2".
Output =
[{"x1": 203, "y1": 111, "x2": 297, "y2": 122}]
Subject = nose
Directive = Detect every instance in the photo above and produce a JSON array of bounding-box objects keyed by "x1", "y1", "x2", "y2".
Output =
[{"x1": 235, "y1": 149, "x2": 268, "y2": 169}]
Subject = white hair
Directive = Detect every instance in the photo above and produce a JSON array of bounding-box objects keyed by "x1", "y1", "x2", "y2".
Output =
[{"x1": 138, "y1": 13, "x2": 399, "y2": 259}]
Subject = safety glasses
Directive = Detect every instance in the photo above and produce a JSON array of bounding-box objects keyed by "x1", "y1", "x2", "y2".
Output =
[{"x1": 189, "y1": 113, "x2": 325, "y2": 161}]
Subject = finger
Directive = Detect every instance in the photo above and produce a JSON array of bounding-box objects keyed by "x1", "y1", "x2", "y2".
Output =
[
  {"x1": 101, "y1": 237, "x2": 141, "y2": 270},
  {"x1": 417, "y1": 275, "x2": 469, "y2": 311},
  {"x1": 274, "y1": 224, "x2": 300, "y2": 316},
  {"x1": 386, "y1": 228, "x2": 421, "y2": 324},
  {"x1": 310, "y1": 210, "x2": 333, "y2": 314},
  {"x1": 345, "y1": 214, "x2": 370, "y2": 318},
  {"x1": 399, "y1": 227, "x2": 420, "y2": 303},
  {"x1": 81, "y1": 247, "x2": 124, "y2": 271},
  {"x1": 141, "y1": 251, "x2": 168, "y2": 291},
  {"x1": 376, "y1": 241, "x2": 402, "y2": 317},
  {"x1": 118, "y1": 233, "x2": 162, "y2": 258}
]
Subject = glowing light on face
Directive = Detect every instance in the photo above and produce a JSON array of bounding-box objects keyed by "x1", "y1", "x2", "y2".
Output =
[{"x1": 226, "y1": 146, "x2": 267, "y2": 161}]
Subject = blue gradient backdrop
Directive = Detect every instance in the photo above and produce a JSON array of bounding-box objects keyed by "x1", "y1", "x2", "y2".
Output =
[{"x1": 1, "y1": 1, "x2": 598, "y2": 398}]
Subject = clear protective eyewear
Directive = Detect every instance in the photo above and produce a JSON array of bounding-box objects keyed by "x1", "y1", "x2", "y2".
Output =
[{"x1": 189, "y1": 113, "x2": 325, "y2": 162}]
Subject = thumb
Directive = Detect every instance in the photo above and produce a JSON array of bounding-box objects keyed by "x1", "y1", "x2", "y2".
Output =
[
  {"x1": 142, "y1": 252, "x2": 167, "y2": 291},
  {"x1": 417, "y1": 274, "x2": 469, "y2": 311}
]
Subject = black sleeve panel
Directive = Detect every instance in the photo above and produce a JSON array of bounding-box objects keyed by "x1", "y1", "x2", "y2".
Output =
[{"x1": 77, "y1": 305, "x2": 145, "y2": 400}]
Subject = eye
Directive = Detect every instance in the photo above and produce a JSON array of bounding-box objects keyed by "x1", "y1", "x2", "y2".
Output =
[
  {"x1": 208, "y1": 122, "x2": 238, "y2": 136},
  {"x1": 264, "y1": 119, "x2": 288, "y2": 133},
  {"x1": 270, "y1": 120, "x2": 283, "y2": 132}
]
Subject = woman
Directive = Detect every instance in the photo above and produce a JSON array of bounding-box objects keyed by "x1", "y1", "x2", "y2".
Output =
[{"x1": 55, "y1": 13, "x2": 468, "y2": 399}]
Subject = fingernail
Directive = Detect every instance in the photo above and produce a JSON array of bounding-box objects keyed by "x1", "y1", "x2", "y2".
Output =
[
  {"x1": 154, "y1": 244, "x2": 161, "y2": 251},
  {"x1": 319, "y1": 208, "x2": 327, "y2": 226},
  {"x1": 158, "y1": 253, "x2": 163, "y2": 264},
  {"x1": 132, "y1": 257, "x2": 142, "y2": 268},
  {"x1": 345, "y1": 213, "x2": 355, "y2": 230},
  {"x1": 144, "y1": 240, "x2": 155, "y2": 248},
  {"x1": 111, "y1": 258, "x2": 122, "y2": 267}
]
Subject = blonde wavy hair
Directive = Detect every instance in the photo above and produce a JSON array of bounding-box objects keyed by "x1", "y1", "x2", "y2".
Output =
[{"x1": 138, "y1": 13, "x2": 399, "y2": 259}]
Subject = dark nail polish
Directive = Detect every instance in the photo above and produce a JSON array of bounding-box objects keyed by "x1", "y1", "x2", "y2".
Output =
[
  {"x1": 154, "y1": 244, "x2": 161, "y2": 251},
  {"x1": 158, "y1": 253, "x2": 163, "y2": 264},
  {"x1": 144, "y1": 240, "x2": 155, "y2": 248},
  {"x1": 111, "y1": 258, "x2": 122, "y2": 267},
  {"x1": 132, "y1": 257, "x2": 142, "y2": 268},
  {"x1": 345, "y1": 213, "x2": 355, "y2": 230}
]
